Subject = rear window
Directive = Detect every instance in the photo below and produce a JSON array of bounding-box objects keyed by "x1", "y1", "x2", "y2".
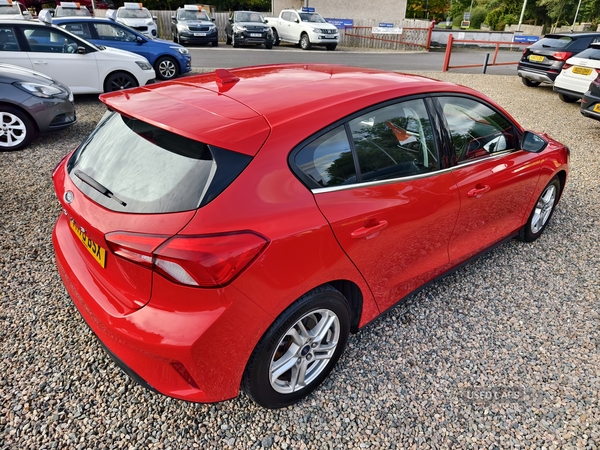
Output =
[
  {"x1": 530, "y1": 36, "x2": 573, "y2": 49},
  {"x1": 67, "y1": 111, "x2": 251, "y2": 214}
]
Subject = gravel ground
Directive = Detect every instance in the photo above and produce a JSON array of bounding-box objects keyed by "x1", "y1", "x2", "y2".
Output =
[{"x1": 1, "y1": 72, "x2": 599, "y2": 449}]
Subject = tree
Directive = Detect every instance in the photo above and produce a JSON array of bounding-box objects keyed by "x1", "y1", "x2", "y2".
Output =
[{"x1": 406, "y1": 0, "x2": 450, "y2": 20}]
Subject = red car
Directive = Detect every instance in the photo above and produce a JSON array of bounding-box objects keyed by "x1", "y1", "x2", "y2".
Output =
[{"x1": 52, "y1": 64, "x2": 569, "y2": 409}]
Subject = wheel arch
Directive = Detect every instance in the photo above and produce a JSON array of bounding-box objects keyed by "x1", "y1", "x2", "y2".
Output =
[
  {"x1": 555, "y1": 169, "x2": 567, "y2": 199},
  {"x1": 326, "y1": 280, "x2": 363, "y2": 334},
  {"x1": 103, "y1": 70, "x2": 139, "y2": 92},
  {"x1": 0, "y1": 101, "x2": 39, "y2": 133}
]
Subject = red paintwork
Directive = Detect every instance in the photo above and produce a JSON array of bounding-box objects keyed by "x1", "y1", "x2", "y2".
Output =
[{"x1": 53, "y1": 64, "x2": 569, "y2": 403}]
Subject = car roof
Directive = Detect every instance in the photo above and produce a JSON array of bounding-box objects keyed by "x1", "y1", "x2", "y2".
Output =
[
  {"x1": 100, "y1": 64, "x2": 485, "y2": 157},
  {"x1": 544, "y1": 32, "x2": 600, "y2": 38}
]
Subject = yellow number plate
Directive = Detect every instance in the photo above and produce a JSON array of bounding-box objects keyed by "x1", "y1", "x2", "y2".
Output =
[
  {"x1": 594, "y1": 104, "x2": 600, "y2": 113},
  {"x1": 69, "y1": 220, "x2": 107, "y2": 268},
  {"x1": 572, "y1": 66, "x2": 592, "y2": 76},
  {"x1": 529, "y1": 55, "x2": 544, "y2": 62}
]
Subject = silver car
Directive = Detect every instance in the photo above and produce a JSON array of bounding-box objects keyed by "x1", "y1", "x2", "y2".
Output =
[{"x1": 0, "y1": 63, "x2": 76, "y2": 151}]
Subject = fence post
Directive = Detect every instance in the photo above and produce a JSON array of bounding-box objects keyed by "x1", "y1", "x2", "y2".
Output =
[
  {"x1": 426, "y1": 20, "x2": 435, "y2": 50},
  {"x1": 443, "y1": 34, "x2": 453, "y2": 72}
]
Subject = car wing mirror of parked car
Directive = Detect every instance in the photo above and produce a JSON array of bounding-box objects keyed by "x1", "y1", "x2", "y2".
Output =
[
  {"x1": 136, "y1": 35, "x2": 145, "y2": 43},
  {"x1": 77, "y1": 46, "x2": 86, "y2": 54},
  {"x1": 521, "y1": 130, "x2": 548, "y2": 153},
  {"x1": 152, "y1": 15, "x2": 158, "y2": 20},
  {"x1": 171, "y1": 16, "x2": 176, "y2": 22},
  {"x1": 294, "y1": 18, "x2": 299, "y2": 23}
]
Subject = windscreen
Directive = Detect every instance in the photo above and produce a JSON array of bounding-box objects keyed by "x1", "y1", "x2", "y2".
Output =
[
  {"x1": 67, "y1": 111, "x2": 251, "y2": 213},
  {"x1": 531, "y1": 36, "x2": 573, "y2": 49}
]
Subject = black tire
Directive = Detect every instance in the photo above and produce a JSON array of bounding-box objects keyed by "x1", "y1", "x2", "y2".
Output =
[
  {"x1": 558, "y1": 92, "x2": 578, "y2": 103},
  {"x1": 518, "y1": 176, "x2": 561, "y2": 242},
  {"x1": 300, "y1": 33, "x2": 311, "y2": 50},
  {"x1": 154, "y1": 56, "x2": 179, "y2": 81},
  {"x1": 226, "y1": 33, "x2": 231, "y2": 45},
  {"x1": 242, "y1": 285, "x2": 350, "y2": 409},
  {"x1": 173, "y1": 31, "x2": 178, "y2": 43},
  {"x1": 272, "y1": 29, "x2": 279, "y2": 46},
  {"x1": 232, "y1": 34, "x2": 239, "y2": 48},
  {"x1": 265, "y1": 43, "x2": 273, "y2": 49},
  {"x1": 104, "y1": 72, "x2": 138, "y2": 92},
  {"x1": 326, "y1": 44, "x2": 337, "y2": 51},
  {"x1": 0, "y1": 106, "x2": 36, "y2": 151},
  {"x1": 521, "y1": 77, "x2": 541, "y2": 87},
  {"x1": 211, "y1": 39, "x2": 218, "y2": 47}
]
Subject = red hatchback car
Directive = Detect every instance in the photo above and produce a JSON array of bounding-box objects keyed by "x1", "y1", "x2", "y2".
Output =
[{"x1": 52, "y1": 64, "x2": 569, "y2": 409}]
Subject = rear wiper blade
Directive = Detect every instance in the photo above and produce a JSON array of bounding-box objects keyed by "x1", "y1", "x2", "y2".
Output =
[{"x1": 74, "y1": 170, "x2": 127, "y2": 207}]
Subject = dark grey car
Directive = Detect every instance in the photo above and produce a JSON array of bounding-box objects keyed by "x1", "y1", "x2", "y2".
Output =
[
  {"x1": 0, "y1": 63, "x2": 76, "y2": 151},
  {"x1": 225, "y1": 11, "x2": 273, "y2": 49}
]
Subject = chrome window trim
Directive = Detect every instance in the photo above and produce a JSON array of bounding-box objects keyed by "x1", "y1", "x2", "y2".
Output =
[{"x1": 312, "y1": 149, "x2": 519, "y2": 194}]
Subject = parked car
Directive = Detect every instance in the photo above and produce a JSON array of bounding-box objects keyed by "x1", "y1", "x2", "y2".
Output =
[
  {"x1": 52, "y1": 64, "x2": 569, "y2": 409},
  {"x1": 264, "y1": 7, "x2": 339, "y2": 50},
  {"x1": 580, "y1": 69, "x2": 600, "y2": 120},
  {"x1": 553, "y1": 43, "x2": 600, "y2": 102},
  {"x1": 225, "y1": 10, "x2": 273, "y2": 48},
  {"x1": 518, "y1": 32, "x2": 600, "y2": 87},
  {"x1": 0, "y1": 11, "x2": 155, "y2": 94},
  {"x1": 171, "y1": 4, "x2": 217, "y2": 46},
  {"x1": 0, "y1": 63, "x2": 75, "y2": 151},
  {"x1": 54, "y1": 15, "x2": 191, "y2": 81},
  {"x1": 54, "y1": 2, "x2": 92, "y2": 17},
  {"x1": 113, "y1": 2, "x2": 157, "y2": 38},
  {"x1": 0, "y1": 0, "x2": 32, "y2": 20}
]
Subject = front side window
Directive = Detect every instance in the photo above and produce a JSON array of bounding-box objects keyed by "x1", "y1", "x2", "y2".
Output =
[
  {"x1": 438, "y1": 96, "x2": 515, "y2": 163},
  {"x1": 23, "y1": 27, "x2": 80, "y2": 53},
  {"x1": 61, "y1": 22, "x2": 92, "y2": 39},
  {"x1": 349, "y1": 99, "x2": 438, "y2": 182},
  {"x1": 94, "y1": 23, "x2": 136, "y2": 42}
]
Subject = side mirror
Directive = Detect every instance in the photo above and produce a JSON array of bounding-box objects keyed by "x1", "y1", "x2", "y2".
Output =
[
  {"x1": 152, "y1": 15, "x2": 157, "y2": 21},
  {"x1": 171, "y1": 16, "x2": 176, "y2": 22},
  {"x1": 294, "y1": 18, "x2": 299, "y2": 23},
  {"x1": 77, "y1": 46, "x2": 86, "y2": 54},
  {"x1": 136, "y1": 35, "x2": 145, "y2": 43},
  {"x1": 521, "y1": 131, "x2": 548, "y2": 153},
  {"x1": 211, "y1": 18, "x2": 215, "y2": 22},
  {"x1": 228, "y1": 18, "x2": 233, "y2": 23}
]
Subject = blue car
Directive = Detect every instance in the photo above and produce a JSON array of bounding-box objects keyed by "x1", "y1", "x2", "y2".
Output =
[{"x1": 53, "y1": 17, "x2": 191, "y2": 81}]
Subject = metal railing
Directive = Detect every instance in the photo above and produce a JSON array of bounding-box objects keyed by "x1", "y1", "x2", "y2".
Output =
[{"x1": 442, "y1": 34, "x2": 530, "y2": 72}]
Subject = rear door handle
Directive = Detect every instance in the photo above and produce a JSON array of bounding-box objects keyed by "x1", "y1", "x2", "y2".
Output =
[
  {"x1": 33, "y1": 61, "x2": 48, "y2": 65},
  {"x1": 467, "y1": 184, "x2": 490, "y2": 198},
  {"x1": 351, "y1": 220, "x2": 388, "y2": 239}
]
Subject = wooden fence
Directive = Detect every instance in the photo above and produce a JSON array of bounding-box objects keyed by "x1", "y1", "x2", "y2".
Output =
[{"x1": 93, "y1": 10, "x2": 432, "y2": 50}]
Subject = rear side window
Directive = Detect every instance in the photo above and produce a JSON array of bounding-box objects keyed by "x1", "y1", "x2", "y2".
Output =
[{"x1": 68, "y1": 111, "x2": 251, "y2": 213}]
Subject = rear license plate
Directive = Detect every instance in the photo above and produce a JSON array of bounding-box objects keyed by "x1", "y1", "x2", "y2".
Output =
[
  {"x1": 594, "y1": 104, "x2": 600, "y2": 113},
  {"x1": 529, "y1": 55, "x2": 544, "y2": 62},
  {"x1": 69, "y1": 219, "x2": 106, "y2": 268},
  {"x1": 194, "y1": 32, "x2": 206, "y2": 36},
  {"x1": 250, "y1": 33, "x2": 262, "y2": 37},
  {"x1": 572, "y1": 66, "x2": 592, "y2": 76}
]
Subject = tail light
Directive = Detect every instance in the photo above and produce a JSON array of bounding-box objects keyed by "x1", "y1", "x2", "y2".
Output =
[
  {"x1": 562, "y1": 63, "x2": 572, "y2": 70},
  {"x1": 105, "y1": 231, "x2": 269, "y2": 287},
  {"x1": 593, "y1": 73, "x2": 600, "y2": 87},
  {"x1": 553, "y1": 51, "x2": 572, "y2": 61}
]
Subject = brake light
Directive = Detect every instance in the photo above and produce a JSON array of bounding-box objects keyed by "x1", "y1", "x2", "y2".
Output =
[
  {"x1": 553, "y1": 51, "x2": 572, "y2": 61},
  {"x1": 562, "y1": 63, "x2": 572, "y2": 70},
  {"x1": 105, "y1": 231, "x2": 269, "y2": 287},
  {"x1": 593, "y1": 74, "x2": 600, "y2": 87}
]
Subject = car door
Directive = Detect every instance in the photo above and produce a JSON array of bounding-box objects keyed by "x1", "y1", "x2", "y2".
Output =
[
  {"x1": 280, "y1": 11, "x2": 295, "y2": 41},
  {"x1": 19, "y1": 24, "x2": 100, "y2": 94},
  {"x1": 435, "y1": 95, "x2": 541, "y2": 263},
  {"x1": 292, "y1": 98, "x2": 460, "y2": 312},
  {"x1": 0, "y1": 26, "x2": 34, "y2": 70}
]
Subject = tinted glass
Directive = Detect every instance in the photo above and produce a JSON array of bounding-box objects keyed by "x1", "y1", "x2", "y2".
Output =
[
  {"x1": 349, "y1": 99, "x2": 438, "y2": 182},
  {"x1": 574, "y1": 47, "x2": 600, "y2": 60},
  {"x1": 530, "y1": 36, "x2": 573, "y2": 49},
  {"x1": 61, "y1": 22, "x2": 92, "y2": 39},
  {"x1": 94, "y1": 23, "x2": 136, "y2": 41},
  {"x1": 0, "y1": 27, "x2": 20, "y2": 51},
  {"x1": 295, "y1": 126, "x2": 356, "y2": 187},
  {"x1": 68, "y1": 111, "x2": 250, "y2": 213},
  {"x1": 23, "y1": 27, "x2": 79, "y2": 53},
  {"x1": 438, "y1": 97, "x2": 515, "y2": 163}
]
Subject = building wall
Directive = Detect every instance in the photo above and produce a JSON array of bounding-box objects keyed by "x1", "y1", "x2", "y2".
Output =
[{"x1": 272, "y1": 0, "x2": 408, "y2": 22}]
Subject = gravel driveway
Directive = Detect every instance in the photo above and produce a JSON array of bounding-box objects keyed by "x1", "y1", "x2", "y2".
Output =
[{"x1": 1, "y1": 73, "x2": 599, "y2": 449}]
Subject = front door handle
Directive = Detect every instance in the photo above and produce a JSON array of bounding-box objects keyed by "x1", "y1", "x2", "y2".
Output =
[
  {"x1": 351, "y1": 220, "x2": 388, "y2": 239},
  {"x1": 467, "y1": 184, "x2": 491, "y2": 198}
]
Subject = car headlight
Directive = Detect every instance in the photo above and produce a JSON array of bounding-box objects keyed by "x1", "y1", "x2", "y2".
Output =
[
  {"x1": 147, "y1": 20, "x2": 154, "y2": 26},
  {"x1": 135, "y1": 61, "x2": 153, "y2": 70},
  {"x1": 234, "y1": 25, "x2": 247, "y2": 32},
  {"x1": 178, "y1": 24, "x2": 189, "y2": 32},
  {"x1": 312, "y1": 28, "x2": 325, "y2": 33},
  {"x1": 13, "y1": 81, "x2": 68, "y2": 98},
  {"x1": 171, "y1": 46, "x2": 189, "y2": 55}
]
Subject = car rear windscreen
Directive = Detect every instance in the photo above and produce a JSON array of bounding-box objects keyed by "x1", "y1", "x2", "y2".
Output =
[
  {"x1": 530, "y1": 36, "x2": 574, "y2": 49},
  {"x1": 67, "y1": 111, "x2": 251, "y2": 213}
]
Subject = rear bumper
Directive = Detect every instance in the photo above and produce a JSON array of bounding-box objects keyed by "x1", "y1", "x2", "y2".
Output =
[
  {"x1": 553, "y1": 85, "x2": 583, "y2": 99},
  {"x1": 517, "y1": 68, "x2": 556, "y2": 84},
  {"x1": 581, "y1": 90, "x2": 600, "y2": 121},
  {"x1": 52, "y1": 212, "x2": 273, "y2": 403}
]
